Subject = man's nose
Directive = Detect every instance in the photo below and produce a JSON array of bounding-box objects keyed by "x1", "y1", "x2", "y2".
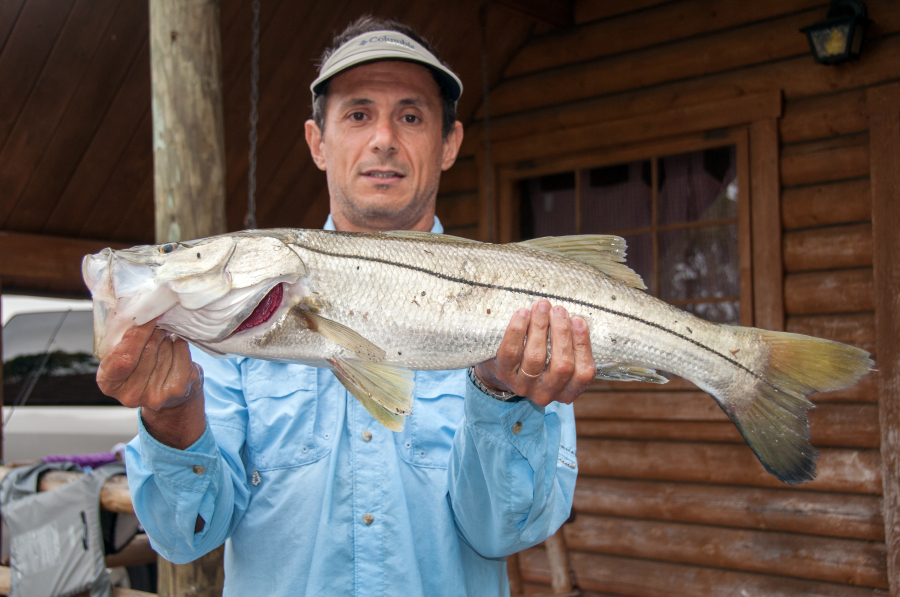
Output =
[{"x1": 370, "y1": 116, "x2": 398, "y2": 153}]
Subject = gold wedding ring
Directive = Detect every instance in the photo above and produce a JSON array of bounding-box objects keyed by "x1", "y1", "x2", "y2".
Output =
[{"x1": 520, "y1": 369, "x2": 542, "y2": 378}]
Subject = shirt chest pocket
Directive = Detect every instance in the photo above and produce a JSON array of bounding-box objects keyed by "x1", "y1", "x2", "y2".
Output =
[
  {"x1": 242, "y1": 362, "x2": 336, "y2": 471},
  {"x1": 394, "y1": 370, "x2": 466, "y2": 469}
]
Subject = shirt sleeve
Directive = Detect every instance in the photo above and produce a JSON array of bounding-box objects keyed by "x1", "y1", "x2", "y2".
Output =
[
  {"x1": 446, "y1": 375, "x2": 578, "y2": 559},
  {"x1": 125, "y1": 350, "x2": 253, "y2": 564}
]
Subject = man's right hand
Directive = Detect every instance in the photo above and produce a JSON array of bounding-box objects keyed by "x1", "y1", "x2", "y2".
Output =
[{"x1": 97, "y1": 319, "x2": 207, "y2": 449}]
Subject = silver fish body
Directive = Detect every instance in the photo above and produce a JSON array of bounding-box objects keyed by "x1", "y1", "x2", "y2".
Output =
[{"x1": 83, "y1": 229, "x2": 873, "y2": 485}]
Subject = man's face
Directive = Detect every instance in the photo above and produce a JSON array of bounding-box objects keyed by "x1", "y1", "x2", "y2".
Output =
[{"x1": 305, "y1": 60, "x2": 463, "y2": 232}]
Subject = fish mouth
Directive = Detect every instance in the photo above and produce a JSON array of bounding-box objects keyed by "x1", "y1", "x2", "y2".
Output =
[{"x1": 232, "y1": 283, "x2": 283, "y2": 334}]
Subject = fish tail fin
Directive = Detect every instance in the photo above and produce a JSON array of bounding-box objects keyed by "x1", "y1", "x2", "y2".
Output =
[{"x1": 717, "y1": 328, "x2": 873, "y2": 485}]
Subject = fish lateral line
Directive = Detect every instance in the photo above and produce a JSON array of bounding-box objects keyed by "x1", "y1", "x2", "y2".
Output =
[{"x1": 291, "y1": 239, "x2": 760, "y2": 381}]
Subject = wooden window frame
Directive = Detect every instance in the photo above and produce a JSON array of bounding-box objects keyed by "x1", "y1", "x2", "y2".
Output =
[
  {"x1": 866, "y1": 81, "x2": 900, "y2": 596},
  {"x1": 477, "y1": 91, "x2": 783, "y2": 330}
]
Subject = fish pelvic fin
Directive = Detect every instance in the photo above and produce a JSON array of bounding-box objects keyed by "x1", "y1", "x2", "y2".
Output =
[
  {"x1": 516, "y1": 235, "x2": 646, "y2": 290},
  {"x1": 595, "y1": 364, "x2": 668, "y2": 384},
  {"x1": 300, "y1": 311, "x2": 386, "y2": 362},
  {"x1": 327, "y1": 357, "x2": 415, "y2": 432},
  {"x1": 718, "y1": 328, "x2": 874, "y2": 486}
]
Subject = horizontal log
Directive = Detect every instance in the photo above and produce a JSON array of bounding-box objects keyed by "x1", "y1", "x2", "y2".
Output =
[
  {"x1": 562, "y1": 514, "x2": 887, "y2": 587},
  {"x1": 435, "y1": 192, "x2": 479, "y2": 229},
  {"x1": 572, "y1": 477, "x2": 884, "y2": 541},
  {"x1": 780, "y1": 89, "x2": 869, "y2": 144},
  {"x1": 577, "y1": 439, "x2": 882, "y2": 493},
  {"x1": 783, "y1": 223, "x2": 873, "y2": 272},
  {"x1": 518, "y1": 548, "x2": 890, "y2": 597},
  {"x1": 507, "y1": 0, "x2": 822, "y2": 78},
  {"x1": 782, "y1": 179, "x2": 871, "y2": 230},
  {"x1": 437, "y1": 157, "x2": 478, "y2": 195},
  {"x1": 574, "y1": 391, "x2": 727, "y2": 421},
  {"x1": 784, "y1": 268, "x2": 874, "y2": 315},
  {"x1": 466, "y1": 27, "x2": 900, "y2": 159},
  {"x1": 575, "y1": 403, "x2": 880, "y2": 448},
  {"x1": 786, "y1": 313, "x2": 876, "y2": 361},
  {"x1": 0, "y1": 232, "x2": 126, "y2": 294},
  {"x1": 781, "y1": 133, "x2": 870, "y2": 187},
  {"x1": 0, "y1": 467, "x2": 133, "y2": 514},
  {"x1": 485, "y1": 10, "x2": 816, "y2": 119},
  {"x1": 104, "y1": 533, "x2": 157, "y2": 568},
  {"x1": 573, "y1": 0, "x2": 670, "y2": 24},
  {"x1": 488, "y1": 91, "x2": 781, "y2": 164}
]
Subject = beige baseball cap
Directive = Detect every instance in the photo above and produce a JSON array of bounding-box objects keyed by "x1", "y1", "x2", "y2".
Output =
[{"x1": 310, "y1": 30, "x2": 463, "y2": 102}]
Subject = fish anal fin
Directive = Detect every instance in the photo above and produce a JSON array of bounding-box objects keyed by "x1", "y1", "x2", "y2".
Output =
[
  {"x1": 328, "y1": 357, "x2": 415, "y2": 432},
  {"x1": 300, "y1": 311, "x2": 386, "y2": 362},
  {"x1": 595, "y1": 364, "x2": 668, "y2": 384},
  {"x1": 331, "y1": 366, "x2": 407, "y2": 432},
  {"x1": 517, "y1": 235, "x2": 646, "y2": 290}
]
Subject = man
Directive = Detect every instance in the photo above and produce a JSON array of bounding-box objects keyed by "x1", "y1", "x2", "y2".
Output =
[{"x1": 98, "y1": 17, "x2": 595, "y2": 597}]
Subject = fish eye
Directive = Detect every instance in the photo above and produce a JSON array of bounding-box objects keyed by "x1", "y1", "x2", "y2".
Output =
[{"x1": 160, "y1": 243, "x2": 176, "y2": 254}]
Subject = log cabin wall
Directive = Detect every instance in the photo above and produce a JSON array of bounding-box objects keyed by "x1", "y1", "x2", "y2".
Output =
[{"x1": 434, "y1": 0, "x2": 900, "y2": 594}]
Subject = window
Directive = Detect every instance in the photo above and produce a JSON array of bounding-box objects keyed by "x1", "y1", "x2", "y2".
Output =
[{"x1": 511, "y1": 134, "x2": 752, "y2": 326}]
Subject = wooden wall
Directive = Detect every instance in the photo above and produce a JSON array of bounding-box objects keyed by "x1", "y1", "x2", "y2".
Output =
[{"x1": 435, "y1": 0, "x2": 900, "y2": 594}]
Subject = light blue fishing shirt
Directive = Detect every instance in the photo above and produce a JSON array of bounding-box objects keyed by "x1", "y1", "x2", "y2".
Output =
[{"x1": 125, "y1": 216, "x2": 578, "y2": 597}]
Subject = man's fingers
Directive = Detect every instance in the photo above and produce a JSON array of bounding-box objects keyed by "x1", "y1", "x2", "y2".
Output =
[
  {"x1": 97, "y1": 320, "x2": 158, "y2": 386},
  {"x1": 521, "y1": 300, "x2": 551, "y2": 377},
  {"x1": 558, "y1": 316, "x2": 596, "y2": 404},
  {"x1": 160, "y1": 338, "x2": 203, "y2": 408},
  {"x1": 493, "y1": 308, "x2": 531, "y2": 372}
]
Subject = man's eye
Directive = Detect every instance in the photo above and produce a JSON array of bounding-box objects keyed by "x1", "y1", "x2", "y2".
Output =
[
  {"x1": 402, "y1": 114, "x2": 419, "y2": 124},
  {"x1": 350, "y1": 112, "x2": 366, "y2": 121}
]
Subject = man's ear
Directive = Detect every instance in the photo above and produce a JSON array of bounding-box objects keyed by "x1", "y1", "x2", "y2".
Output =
[
  {"x1": 440, "y1": 121, "x2": 464, "y2": 171},
  {"x1": 305, "y1": 119, "x2": 327, "y2": 171}
]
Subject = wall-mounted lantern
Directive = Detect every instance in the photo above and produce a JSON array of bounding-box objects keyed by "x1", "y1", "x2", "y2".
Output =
[{"x1": 801, "y1": 0, "x2": 870, "y2": 64}]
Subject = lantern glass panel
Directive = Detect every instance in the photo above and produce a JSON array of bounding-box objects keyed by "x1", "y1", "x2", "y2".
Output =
[{"x1": 808, "y1": 22, "x2": 852, "y2": 59}]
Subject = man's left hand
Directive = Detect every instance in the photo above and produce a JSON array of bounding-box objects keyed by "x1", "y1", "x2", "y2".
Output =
[{"x1": 474, "y1": 299, "x2": 596, "y2": 406}]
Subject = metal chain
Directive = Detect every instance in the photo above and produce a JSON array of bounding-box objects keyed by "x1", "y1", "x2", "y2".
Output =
[{"x1": 246, "y1": 0, "x2": 261, "y2": 229}]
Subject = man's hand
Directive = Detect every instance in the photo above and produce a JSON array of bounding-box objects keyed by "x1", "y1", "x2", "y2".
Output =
[
  {"x1": 97, "y1": 319, "x2": 206, "y2": 449},
  {"x1": 474, "y1": 300, "x2": 596, "y2": 407}
]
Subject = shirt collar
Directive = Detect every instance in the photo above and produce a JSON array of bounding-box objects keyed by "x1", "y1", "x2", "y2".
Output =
[{"x1": 323, "y1": 214, "x2": 444, "y2": 234}]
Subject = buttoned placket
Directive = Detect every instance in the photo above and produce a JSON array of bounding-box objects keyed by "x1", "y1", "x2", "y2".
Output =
[{"x1": 348, "y1": 389, "x2": 384, "y2": 597}]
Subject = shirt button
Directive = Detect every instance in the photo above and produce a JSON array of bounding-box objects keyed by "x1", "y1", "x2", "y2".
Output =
[
  {"x1": 362, "y1": 513, "x2": 374, "y2": 525},
  {"x1": 192, "y1": 465, "x2": 205, "y2": 475},
  {"x1": 362, "y1": 430, "x2": 373, "y2": 442},
  {"x1": 512, "y1": 421, "x2": 523, "y2": 435}
]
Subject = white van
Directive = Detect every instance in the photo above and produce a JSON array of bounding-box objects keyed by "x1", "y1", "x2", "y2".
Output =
[{"x1": 2, "y1": 310, "x2": 138, "y2": 463}]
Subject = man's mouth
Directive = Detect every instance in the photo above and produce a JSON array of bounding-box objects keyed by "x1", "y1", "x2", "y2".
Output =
[
  {"x1": 233, "y1": 284, "x2": 283, "y2": 333},
  {"x1": 363, "y1": 169, "x2": 405, "y2": 182}
]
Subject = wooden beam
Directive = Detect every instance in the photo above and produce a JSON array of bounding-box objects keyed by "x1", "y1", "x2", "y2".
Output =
[
  {"x1": 0, "y1": 566, "x2": 157, "y2": 596},
  {"x1": 492, "y1": 0, "x2": 572, "y2": 27},
  {"x1": 867, "y1": 80, "x2": 900, "y2": 597},
  {"x1": 150, "y1": 0, "x2": 226, "y2": 244},
  {"x1": 0, "y1": 231, "x2": 127, "y2": 291},
  {"x1": 149, "y1": 0, "x2": 227, "y2": 593}
]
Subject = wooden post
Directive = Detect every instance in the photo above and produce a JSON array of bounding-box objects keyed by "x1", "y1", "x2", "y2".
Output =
[
  {"x1": 150, "y1": 0, "x2": 226, "y2": 245},
  {"x1": 867, "y1": 82, "x2": 900, "y2": 597},
  {"x1": 149, "y1": 0, "x2": 226, "y2": 594}
]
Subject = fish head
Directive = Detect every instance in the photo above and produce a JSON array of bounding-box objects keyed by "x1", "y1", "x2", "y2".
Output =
[{"x1": 83, "y1": 231, "x2": 307, "y2": 359}]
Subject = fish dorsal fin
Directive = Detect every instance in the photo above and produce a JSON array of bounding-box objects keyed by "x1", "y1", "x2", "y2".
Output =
[
  {"x1": 380, "y1": 230, "x2": 481, "y2": 244},
  {"x1": 517, "y1": 235, "x2": 647, "y2": 290},
  {"x1": 299, "y1": 311, "x2": 386, "y2": 362},
  {"x1": 328, "y1": 357, "x2": 415, "y2": 432},
  {"x1": 594, "y1": 364, "x2": 669, "y2": 384}
]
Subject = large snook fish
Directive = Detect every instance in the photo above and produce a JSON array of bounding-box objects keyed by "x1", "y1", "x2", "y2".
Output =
[{"x1": 83, "y1": 229, "x2": 873, "y2": 485}]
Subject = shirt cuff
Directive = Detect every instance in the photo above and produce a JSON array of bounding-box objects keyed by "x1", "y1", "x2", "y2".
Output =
[
  {"x1": 138, "y1": 410, "x2": 218, "y2": 493},
  {"x1": 465, "y1": 373, "x2": 547, "y2": 458}
]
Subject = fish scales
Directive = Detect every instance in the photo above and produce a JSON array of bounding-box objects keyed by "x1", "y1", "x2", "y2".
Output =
[{"x1": 82, "y1": 228, "x2": 874, "y2": 485}]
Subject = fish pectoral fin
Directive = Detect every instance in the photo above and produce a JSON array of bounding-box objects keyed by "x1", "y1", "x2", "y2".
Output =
[
  {"x1": 517, "y1": 235, "x2": 647, "y2": 290},
  {"x1": 300, "y1": 311, "x2": 387, "y2": 362},
  {"x1": 328, "y1": 357, "x2": 415, "y2": 432},
  {"x1": 595, "y1": 364, "x2": 669, "y2": 384}
]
